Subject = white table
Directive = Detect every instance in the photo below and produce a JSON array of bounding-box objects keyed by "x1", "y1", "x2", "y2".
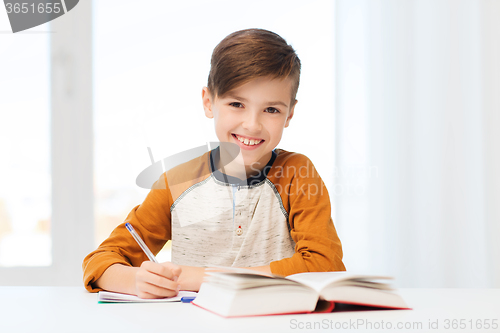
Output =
[{"x1": 0, "y1": 287, "x2": 498, "y2": 333}]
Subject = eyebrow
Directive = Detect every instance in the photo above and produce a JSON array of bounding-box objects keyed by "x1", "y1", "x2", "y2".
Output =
[{"x1": 227, "y1": 95, "x2": 289, "y2": 108}]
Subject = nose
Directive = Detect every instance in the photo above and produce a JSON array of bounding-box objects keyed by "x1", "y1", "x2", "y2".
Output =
[{"x1": 242, "y1": 111, "x2": 262, "y2": 133}]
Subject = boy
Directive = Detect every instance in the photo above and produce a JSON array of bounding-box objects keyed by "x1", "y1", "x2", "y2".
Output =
[{"x1": 83, "y1": 28, "x2": 345, "y2": 298}]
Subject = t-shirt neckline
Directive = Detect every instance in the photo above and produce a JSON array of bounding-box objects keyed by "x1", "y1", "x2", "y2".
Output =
[{"x1": 209, "y1": 146, "x2": 277, "y2": 186}]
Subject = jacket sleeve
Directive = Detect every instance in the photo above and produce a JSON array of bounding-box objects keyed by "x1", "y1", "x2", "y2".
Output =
[
  {"x1": 269, "y1": 153, "x2": 345, "y2": 276},
  {"x1": 82, "y1": 174, "x2": 173, "y2": 292}
]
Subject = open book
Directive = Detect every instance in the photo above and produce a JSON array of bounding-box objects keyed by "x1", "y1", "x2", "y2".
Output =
[{"x1": 192, "y1": 268, "x2": 409, "y2": 317}]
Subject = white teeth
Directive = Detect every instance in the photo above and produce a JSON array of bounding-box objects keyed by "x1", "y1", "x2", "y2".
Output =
[{"x1": 235, "y1": 135, "x2": 262, "y2": 146}]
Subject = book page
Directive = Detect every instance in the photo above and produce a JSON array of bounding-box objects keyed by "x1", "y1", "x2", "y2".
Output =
[
  {"x1": 204, "y1": 272, "x2": 297, "y2": 289},
  {"x1": 205, "y1": 266, "x2": 276, "y2": 277},
  {"x1": 287, "y1": 272, "x2": 392, "y2": 293}
]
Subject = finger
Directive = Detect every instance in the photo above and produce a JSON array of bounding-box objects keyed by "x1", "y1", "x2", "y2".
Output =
[
  {"x1": 136, "y1": 289, "x2": 160, "y2": 299},
  {"x1": 136, "y1": 286, "x2": 178, "y2": 299},
  {"x1": 145, "y1": 271, "x2": 180, "y2": 290},
  {"x1": 140, "y1": 261, "x2": 179, "y2": 280},
  {"x1": 170, "y1": 264, "x2": 182, "y2": 278},
  {"x1": 136, "y1": 268, "x2": 179, "y2": 290},
  {"x1": 161, "y1": 262, "x2": 182, "y2": 278},
  {"x1": 145, "y1": 281, "x2": 179, "y2": 298},
  {"x1": 135, "y1": 272, "x2": 180, "y2": 299}
]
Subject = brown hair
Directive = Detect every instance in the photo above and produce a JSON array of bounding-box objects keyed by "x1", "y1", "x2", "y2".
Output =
[{"x1": 207, "y1": 29, "x2": 301, "y2": 104}]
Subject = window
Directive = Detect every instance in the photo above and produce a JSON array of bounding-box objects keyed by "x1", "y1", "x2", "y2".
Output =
[
  {"x1": 0, "y1": 18, "x2": 51, "y2": 267},
  {"x1": 0, "y1": 2, "x2": 93, "y2": 285}
]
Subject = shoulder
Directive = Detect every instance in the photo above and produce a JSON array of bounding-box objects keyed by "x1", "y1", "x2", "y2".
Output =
[
  {"x1": 165, "y1": 150, "x2": 212, "y2": 201},
  {"x1": 267, "y1": 148, "x2": 321, "y2": 183},
  {"x1": 273, "y1": 148, "x2": 315, "y2": 168},
  {"x1": 166, "y1": 151, "x2": 210, "y2": 180}
]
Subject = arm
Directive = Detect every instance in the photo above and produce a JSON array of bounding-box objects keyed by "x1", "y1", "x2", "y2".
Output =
[
  {"x1": 93, "y1": 264, "x2": 139, "y2": 295},
  {"x1": 268, "y1": 153, "x2": 346, "y2": 276},
  {"x1": 175, "y1": 265, "x2": 272, "y2": 292},
  {"x1": 82, "y1": 174, "x2": 173, "y2": 293},
  {"x1": 249, "y1": 265, "x2": 272, "y2": 274},
  {"x1": 95, "y1": 262, "x2": 182, "y2": 298}
]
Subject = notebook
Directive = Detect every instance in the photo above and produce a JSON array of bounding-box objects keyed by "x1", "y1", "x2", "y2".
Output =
[{"x1": 98, "y1": 290, "x2": 197, "y2": 303}]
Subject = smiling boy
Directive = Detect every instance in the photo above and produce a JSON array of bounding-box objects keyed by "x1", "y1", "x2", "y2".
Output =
[
  {"x1": 203, "y1": 76, "x2": 294, "y2": 180},
  {"x1": 83, "y1": 29, "x2": 345, "y2": 298}
]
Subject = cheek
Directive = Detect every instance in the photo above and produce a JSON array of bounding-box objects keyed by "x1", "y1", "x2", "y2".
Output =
[
  {"x1": 218, "y1": 112, "x2": 238, "y2": 128},
  {"x1": 213, "y1": 115, "x2": 233, "y2": 137},
  {"x1": 268, "y1": 124, "x2": 286, "y2": 142}
]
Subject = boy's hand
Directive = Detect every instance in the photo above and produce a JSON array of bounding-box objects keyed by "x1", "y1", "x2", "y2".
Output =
[
  {"x1": 134, "y1": 261, "x2": 182, "y2": 299},
  {"x1": 177, "y1": 265, "x2": 206, "y2": 292},
  {"x1": 179, "y1": 266, "x2": 205, "y2": 291}
]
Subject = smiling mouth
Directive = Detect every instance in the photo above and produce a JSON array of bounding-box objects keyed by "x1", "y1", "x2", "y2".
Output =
[{"x1": 232, "y1": 134, "x2": 264, "y2": 146}]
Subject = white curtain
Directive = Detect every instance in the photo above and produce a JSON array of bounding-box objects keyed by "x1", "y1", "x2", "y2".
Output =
[{"x1": 334, "y1": 0, "x2": 500, "y2": 287}]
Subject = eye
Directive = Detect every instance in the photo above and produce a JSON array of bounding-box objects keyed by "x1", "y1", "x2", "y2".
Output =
[
  {"x1": 229, "y1": 102, "x2": 243, "y2": 108},
  {"x1": 265, "y1": 107, "x2": 280, "y2": 114}
]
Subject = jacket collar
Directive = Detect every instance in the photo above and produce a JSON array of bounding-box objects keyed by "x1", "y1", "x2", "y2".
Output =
[{"x1": 209, "y1": 146, "x2": 277, "y2": 186}]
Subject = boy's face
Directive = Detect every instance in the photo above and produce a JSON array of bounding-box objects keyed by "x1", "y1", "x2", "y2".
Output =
[{"x1": 202, "y1": 76, "x2": 296, "y2": 177}]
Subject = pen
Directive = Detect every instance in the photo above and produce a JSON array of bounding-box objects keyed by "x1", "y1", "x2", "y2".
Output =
[
  {"x1": 125, "y1": 223, "x2": 158, "y2": 263},
  {"x1": 181, "y1": 296, "x2": 196, "y2": 303}
]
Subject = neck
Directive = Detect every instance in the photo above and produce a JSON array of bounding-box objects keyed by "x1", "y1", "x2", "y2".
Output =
[{"x1": 216, "y1": 150, "x2": 272, "y2": 181}]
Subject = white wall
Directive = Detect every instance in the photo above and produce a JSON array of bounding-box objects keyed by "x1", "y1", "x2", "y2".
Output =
[{"x1": 335, "y1": 0, "x2": 500, "y2": 287}]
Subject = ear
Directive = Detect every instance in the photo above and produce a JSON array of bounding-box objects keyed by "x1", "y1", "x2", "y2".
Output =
[
  {"x1": 284, "y1": 99, "x2": 297, "y2": 128},
  {"x1": 202, "y1": 87, "x2": 214, "y2": 119}
]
